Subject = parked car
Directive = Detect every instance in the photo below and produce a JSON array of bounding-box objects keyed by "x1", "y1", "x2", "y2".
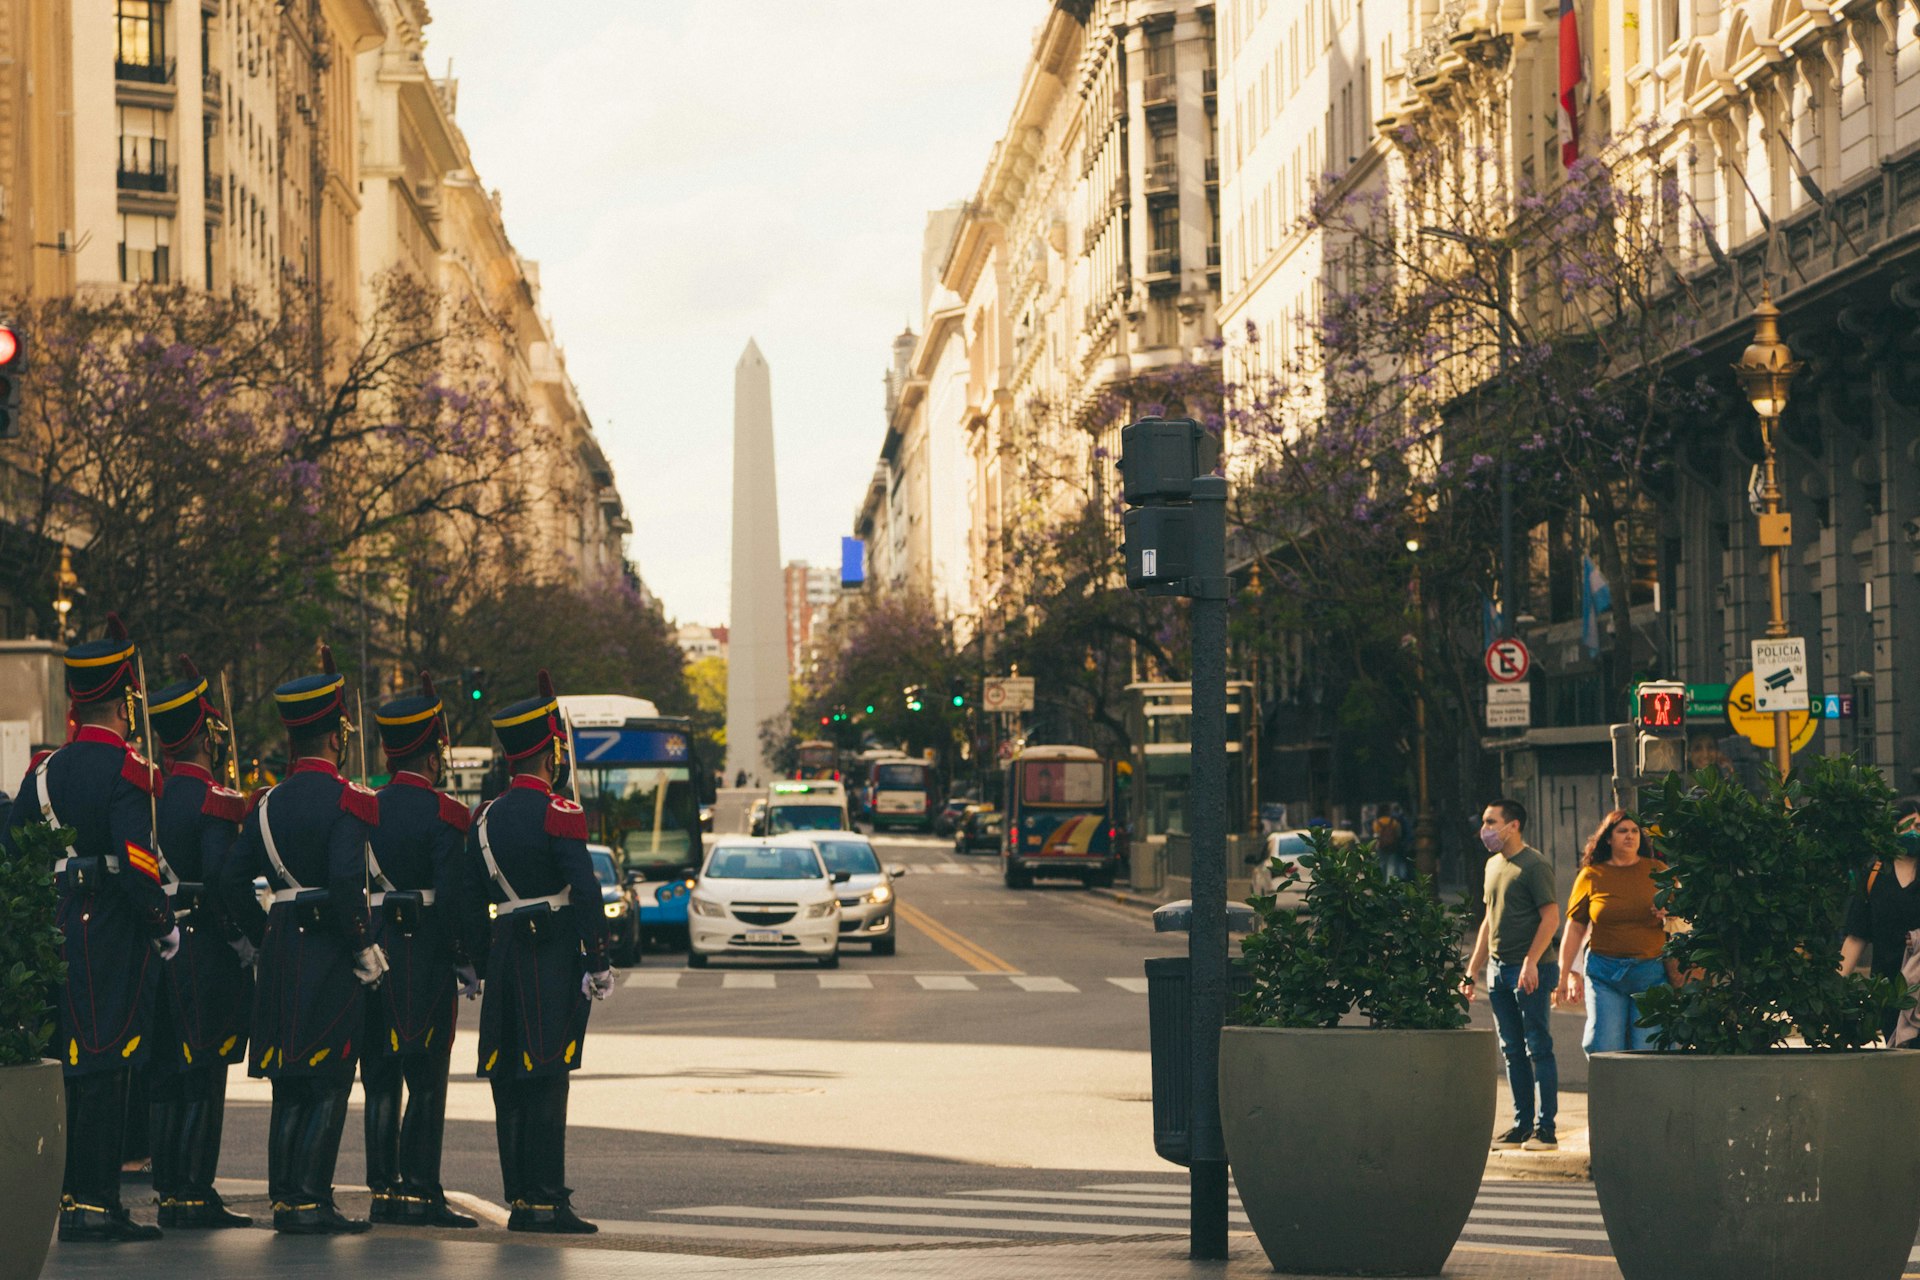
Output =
[
  {"x1": 688, "y1": 836, "x2": 847, "y2": 968},
  {"x1": 954, "y1": 806, "x2": 1004, "y2": 856},
  {"x1": 590, "y1": 845, "x2": 642, "y2": 966},
  {"x1": 933, "y1": 795, "x2": 977, "y2": 837},
  {"x1": 792, "y1": 831, "x2": 907, "y2": 956},
  {"x1": 1249, "y1": 827, "x2": 1359, "y2": 902}
]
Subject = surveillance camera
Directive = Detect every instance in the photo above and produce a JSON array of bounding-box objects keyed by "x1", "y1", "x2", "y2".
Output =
[{"x1": 1904, "y1": 518, "x2": 1920, "y2": 547}]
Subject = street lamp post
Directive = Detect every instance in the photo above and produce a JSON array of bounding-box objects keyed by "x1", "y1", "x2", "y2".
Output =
[
  {"x1": 1731, "y1": 285, "x2": 1803, "y2": 778},
  {"x1": 51, "y1": 545, "x2": 80, "y2": 642},
  {"x1": 1407, "y1": 524, "x2": 1436, "y2": 881}
]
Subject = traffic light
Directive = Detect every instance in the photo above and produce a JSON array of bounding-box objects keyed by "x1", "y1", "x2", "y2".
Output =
[
  {"x1": 1635, "y1": 681, "x2": 1686, "y2": 736},
  {"x1": 1119, "y1": 417, "x2": 1221, "y2": 593},
  {"x1": 0, "y1": 322, "x2": 26, "y2": 439},
  {"x1": 904, "y1": 685, "x2": 925, "y2": 713},
  {"x1": 949, "y1": 676, "x2": 967, "y2": 709},
  {"x1": 864, "y1": 704, "x2": 875, "y2": 716},
  {"x1": 464, "y1": 667, "x2": 485, "y2": 702}
]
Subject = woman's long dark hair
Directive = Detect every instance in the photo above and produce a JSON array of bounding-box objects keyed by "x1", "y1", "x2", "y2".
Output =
[{"x1": 1582, "y1": 809, "x2": 1638, "y2": 868}]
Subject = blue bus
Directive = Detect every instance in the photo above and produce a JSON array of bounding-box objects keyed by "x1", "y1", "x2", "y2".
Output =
[
  {"x1": 1001, "y1": 745, "x2": 1123, "y2": 889},
  {"x1": 559, "y1": 694, "x2": 712, "y2": 907}
]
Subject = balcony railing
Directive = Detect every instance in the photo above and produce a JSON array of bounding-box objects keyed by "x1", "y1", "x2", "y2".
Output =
[
  {"x1": 1203, "y1": 67, "x2": 1218, "y2": 97},
  {"x1": 1145, "y1": 160, "x2": 1178, "y2": 194},
  {"x1": 204, "y1": 173, "x2": 224, "y2": 208},
  {"x1": 1147, "y1": 248, "x2": 1180, "y2": 276},
  {"x1": 1205, "y1": 156, "x2": 1220, "y2": 184},
  {"x1": 1207, "y1": 242, "x2": 1221, "y2": 268},
  {"x1": 116, "y1": 57, "x2": 175, "y2": 86},
  {"x1": 202, "y1": 68, "x2": 222, "y2": 101},
  {"x1": 117, "y1": 162, "x2": 177, "y2": 195},
  {"x1": 1142, "y1": 73, "x2": 1175, "y2": 107}
]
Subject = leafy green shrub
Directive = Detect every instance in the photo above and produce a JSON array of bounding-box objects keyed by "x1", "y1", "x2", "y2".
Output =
[
  {"x1": 1237, "y1": 828, "x2": 1471, "y2": 1030},
  {"x1": 1637, "y1": 756, "x2": 1906, "y2": 1053},
  {"x1": 0, "y1": 823, "x2": 67, "y2": 1067}
]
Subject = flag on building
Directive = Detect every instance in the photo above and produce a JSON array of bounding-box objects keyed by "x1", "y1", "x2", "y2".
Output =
[
  {"x1": 1580, "y1": 554, "x2": 1612, "y2": 657},
  {"x1": 1559, "y1": 0, "x2": 1583, "y2": 168}
]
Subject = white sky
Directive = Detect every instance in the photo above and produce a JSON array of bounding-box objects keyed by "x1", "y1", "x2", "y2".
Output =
[{"x1": 424, "y1": 2, "x2": 1042, "y2": 626}]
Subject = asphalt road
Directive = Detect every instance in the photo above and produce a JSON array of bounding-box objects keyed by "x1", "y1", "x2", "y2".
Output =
[{"x1": 208, "y1": 831, "x2": 1195, "y2": 1228}]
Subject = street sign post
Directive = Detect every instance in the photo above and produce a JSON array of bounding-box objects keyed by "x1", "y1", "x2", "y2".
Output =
[
  {"x1": 1485, "y1": 682, "x2": 1531, "y2": 729},
  {"x1": 1750, "y1": 637, "x2": 1809, "y2": 713},
  {"x1": 981, "y1": 677, "x2": 1035, "y2": 713},
  {"x1": 1484, "y1": 637, "x2": 1531, "y2": 684}
]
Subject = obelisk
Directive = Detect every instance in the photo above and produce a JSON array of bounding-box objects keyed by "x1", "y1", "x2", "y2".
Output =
[{"x1": 725, "y1": 339, "x2": 789, "y2": 787}]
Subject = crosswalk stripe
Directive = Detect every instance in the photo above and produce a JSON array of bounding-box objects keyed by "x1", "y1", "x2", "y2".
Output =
[
  {"x1": 1461, "y1": 1221, "x2": 1611, "y2": 1242},
  {"x1": 1009, "y1": 976, "x2": 1078, "y2": 993},
  {"x1": 1080, "y1": 1183, "x2": 1194, "y2": 1193},
  {"x1": 817, "y1": 974, "x2": 873, "y2": 989},
  {"x1": 1107, "y1": 977, "x2": 1150, "y2": 994},
  {"x1": 659, "y1": 1205, "x2": 1175, "y2": 1237},
  {"x1": 914, "y1": 975, "x2": 978, "y2": 991},
  {"x1": 907, "y1": 864, "x2": 934, "y2": 874},
  {"x1": 824, "y1": 1195, "x2": 1250, "y2": 1223},
  {"x1": 722, "y1": 973, "x2": 777, "y2": 989},
  {"x1": 622, "y1": 972, "x2": 682, "y2": 988},
  {"x1": 935, "y1": 863, "x2": 967, "y2": 874},
  {"x1": 955, "y1": 1189, "x2": 1240, "y2": 1207},
  {"x1": 595, "y1": 1219, "x2": 991, "y2": 1246},
  {"x1": 1471, "y1": 1207, "x2": 1605, "y2": 1223}
]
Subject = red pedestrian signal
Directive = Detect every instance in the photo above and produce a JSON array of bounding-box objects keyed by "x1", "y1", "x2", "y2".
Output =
[
  {"x1": 0, "y1": 327, "x2": 22, "y2": 366},
  {"x1": 0, "y1": 322, "x2": 23, "y2": 439},
  {"x1": 1636, "y1": 681, "x2": 1686, "y2": 735}
]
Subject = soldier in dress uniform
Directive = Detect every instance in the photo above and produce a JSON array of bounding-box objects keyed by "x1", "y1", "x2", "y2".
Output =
[
  {"x1": 146, "y1": 657, "x2": 252, "y2": 1229},
  {"x1": 467, "y1": 671, "x2": 613, "y2": 1234},
  {"x1": 361, "y1": 672, "x2": 483, "y2": 1229},
  {"x1": 218, "y1": 645, "x2": 389, "y2": 1235},
  {"x1": 4, "y1": 614, "x2": 176, "y2": 1243}
]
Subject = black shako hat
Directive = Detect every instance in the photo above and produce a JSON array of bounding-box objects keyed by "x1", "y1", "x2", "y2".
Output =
[
  {"x1": 490, "y1": 669, "x2": 565, "y2": 762},
  {"x1": 65, "y1": 612, "x2": 140, "y2": 705},
  {"x1": 273, "y1": 643, "x2": 348, "y2": 732},
  {"x1": 149, "y1": 654, "x2": 227, "y2": 752},
  {"x1": 376, "y1": 670, "x2": 448, "y2": 761}
]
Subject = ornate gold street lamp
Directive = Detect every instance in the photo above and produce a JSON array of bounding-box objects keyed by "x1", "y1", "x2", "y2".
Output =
[
  {"x1": 1731, "y1": 285, "x2": 1803, "y2": 778},
  {"x1": 1406, "y1": 510, "x2": 1436, "y2": 882},
  {"x1": 51, "y1": 545, "x2": 80, "y2": 643}
]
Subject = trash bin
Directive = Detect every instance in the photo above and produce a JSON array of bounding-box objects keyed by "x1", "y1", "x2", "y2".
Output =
[{"x1": 1146, "y1": 899, "x2": 1257, "y2": 1168}]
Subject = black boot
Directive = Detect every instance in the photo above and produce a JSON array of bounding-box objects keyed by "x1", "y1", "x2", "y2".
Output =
[
  {"x1": 507, "y1": 1077, "x2": 594, "y2": 1235},
  {"x1": 148, "y1": 1091, "x2": 184, "y2": 1227},
  {"x1": 59, "y1": 1071, "x2": 162, "y2": 1243},
  {"x1": 266, "y1": 1077, "x2": 307, "y2": 1211},
  {"x1": 395, "y1": 1052, "x2": 473, "y2": 1227},
  {"x1": 361, "y1": 1053, "x2": 403, "y2": 1223},
  {"x1": 175, "y1": 1071, "x2": 251, "y2": 1229},
  {"x1": 280, "y1": 1080, "x2": 366, "y2": 1236},
  {"x1": 491, "y1": 1077, "x2": 526, "y2": 1209}
]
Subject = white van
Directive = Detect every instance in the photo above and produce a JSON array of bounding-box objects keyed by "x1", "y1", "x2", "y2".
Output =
[{"x1": 759, "y1": 780, "x2": 851, "y2": 836}]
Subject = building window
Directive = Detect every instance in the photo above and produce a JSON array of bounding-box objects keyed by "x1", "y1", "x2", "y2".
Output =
[
  {"x1": 117, "y1": 105, "x2": 172, "y2": 188},
  {"x1": 119, "y1": 213, "x2": 173, "y2": 284},
  {"x1": 117, "y1": 0, "x2": 168, "y2": 67},
  {"x1": 204, "y1": 221, "x2": 216, "y2": 289}
]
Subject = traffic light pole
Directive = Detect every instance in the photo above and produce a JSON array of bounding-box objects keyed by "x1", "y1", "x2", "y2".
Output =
[{"x1": 1186, "y1": 475, "x2": 1230, "y2": 1261}]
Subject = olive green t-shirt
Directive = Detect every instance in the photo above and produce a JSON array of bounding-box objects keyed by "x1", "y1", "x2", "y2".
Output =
[{"x1": 1484, "y1": 845, "x2": 1559, "y2": 965}]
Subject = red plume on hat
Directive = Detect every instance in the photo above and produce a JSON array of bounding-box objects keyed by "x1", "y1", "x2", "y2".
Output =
[
  {"x1": 106, "y1": 612, "x2": 129, "y2": 643},
  {"x1": 537, "y1": 669, "x2": 556, "y2": 700},
  {"x1": 419, "y1": 670, "x2": 438, "y2": 703},
  {"x1": 177, "y1": 654, "x2": 203, "y2": 683},
  {"x1": 320, "y1": 643, "x2": 337, "y2": 676}
]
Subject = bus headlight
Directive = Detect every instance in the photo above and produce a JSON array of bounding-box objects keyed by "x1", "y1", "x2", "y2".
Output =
[
  {"x1": 867, "y1": 883, "x2": 893, "y2": 905},
  {"x1": 690, "y1": 895, "x2": 724, "y2": 918},
  {"x1": 805, "y1": 900, "x2": 839, "y2": 919},
  {"x1": 604, "y1": 901, "x2": 626, "y2": 919}
]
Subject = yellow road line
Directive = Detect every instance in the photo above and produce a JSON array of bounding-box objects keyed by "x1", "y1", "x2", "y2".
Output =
[{"x1": 895, "y1": 900, "x2": 1022, "y2": 975}]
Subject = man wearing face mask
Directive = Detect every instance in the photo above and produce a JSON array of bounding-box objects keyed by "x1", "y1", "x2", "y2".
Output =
[
  {"x1": 1464, "y1": 798, "x2": 1561, "y2": 1152},
  {"x1": 1839, "y1": 800, "x2": 1920, "y2": 1041}
]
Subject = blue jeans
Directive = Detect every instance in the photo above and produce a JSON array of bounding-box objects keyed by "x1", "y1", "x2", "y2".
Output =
[
  {"x1": 1488, "y1": 960, "x2": 1558, "y2": 1135},
  {"x1": 1582, "y1": 953, "x2": 1667, "y2": 1055}
]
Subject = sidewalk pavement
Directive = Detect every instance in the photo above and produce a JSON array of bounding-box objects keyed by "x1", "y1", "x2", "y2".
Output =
[{"x1": 40, "y1": 1220, "x2": 1629, "y2": 1280}]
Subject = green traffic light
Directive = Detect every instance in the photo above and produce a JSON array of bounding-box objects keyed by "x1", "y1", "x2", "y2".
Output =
[
  {"x1": 470, "y1": 689, "x2": 482, "y2": 701},
  {"x1": 865, "y1": 705, "x2": 875, "y2": 715},
  {"x1": 951, "y1": 695, "x2": 965, "y2": 707}
]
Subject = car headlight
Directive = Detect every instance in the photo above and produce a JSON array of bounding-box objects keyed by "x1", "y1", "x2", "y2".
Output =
[
  {"x1": 604, "y1": 902, "x2": 625, "y2": 919},
  {"x1": 805, "y1": 900, "x2": 839, "y2": 918},
  {"x1": 690, "y1": 895, "x2": 725, "y2": 918},
  {"x1": 867, "y1": 883, "x2": 893, "y2": 905}
]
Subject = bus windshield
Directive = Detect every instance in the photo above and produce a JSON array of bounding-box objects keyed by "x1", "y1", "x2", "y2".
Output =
[
  {"x1": 1018, "y1": 759, "x2": 1107, "y2": 807},
  {"x1": 766, "y1": 804, "x2": 844, "y2": 834},
  {"x1": 565, "y1": 717, "x2": 705, "y2": 875},
  {"x1": 874, "y1": 763, "x2": 930, "y2": 789}
]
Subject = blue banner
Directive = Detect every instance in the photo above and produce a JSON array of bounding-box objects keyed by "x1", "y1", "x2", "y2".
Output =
[
  {"x1": 572, "y1": 727, "x2": 690, "y2": 765},
  {"x1": 841, "y1": 536, "x2": 866, "y2": 588}
]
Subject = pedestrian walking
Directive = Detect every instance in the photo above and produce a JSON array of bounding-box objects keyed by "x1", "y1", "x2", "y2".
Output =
[
  {"x1": 1840, "y1": 800, "x2": 1920, "y2": 1039},
  {"x1": 467, "y1": 671, "x2": 613, "y2": 1234},
  {"x1": 361, "y1": 672, "x2": 483, "y2": 1228},
  {"x1": 1464, "y1": 798, "x2": 1561, "y2": 1152},
  {"x1": 218, "y1": 646, "x2": 388, "y2": 1235},
  {"x1": 146, "y1": 657, "x2": 252, "y2": 1229},
  {"x1": 1554, "y1": 810, "x2": 1676, "y2": 1055},
  {"x1": 5, "y1": 614, "x2": 175, "y2": 1242}
]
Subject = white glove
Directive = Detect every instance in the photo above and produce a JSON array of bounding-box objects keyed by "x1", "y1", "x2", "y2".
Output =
[
  {"x1": 455, "y1": 963, "x2": 482, "y2": 1000},
  {"x1": 582, "y1": 968, "x2": 615, "y2": 1001},
  {"x1": 352, "y1": 944, "x2": 391, "y2": 988},
  {"x1": 156, "y1": 926, "x2": 181, "y2": 961},
  {"x1": 230, "y1": 936, "x2": 259, "y2": 968}
]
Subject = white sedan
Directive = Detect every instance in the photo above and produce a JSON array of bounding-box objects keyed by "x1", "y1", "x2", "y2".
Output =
[
  {"x1": 789, "y1": 831, "x2": 906, "y2": 956},
  {"x1": 687, "y1": 837, "x2": 846, "y2": 969}
]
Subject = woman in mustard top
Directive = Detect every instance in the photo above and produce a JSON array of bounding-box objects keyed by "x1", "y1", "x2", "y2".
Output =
[{"x1": 1554, "y1": 811, "x2": 1678, "y2": 1054}]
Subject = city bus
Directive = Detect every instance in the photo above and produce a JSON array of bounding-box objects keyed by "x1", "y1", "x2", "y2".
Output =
[
  {"x1": 794, "y1": 738, "x2": 840, "y2": 780},
  {"x1": 1001, "y1": 744, "x2": 1123, "y2": 889},
  {"x1": 558, "y1": 694, "x2": 713, "y2": 882}
]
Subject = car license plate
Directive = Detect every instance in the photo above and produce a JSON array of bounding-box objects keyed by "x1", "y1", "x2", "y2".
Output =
[{"x1": 744, "y1": 929, "x2": 782, "y2": 944}]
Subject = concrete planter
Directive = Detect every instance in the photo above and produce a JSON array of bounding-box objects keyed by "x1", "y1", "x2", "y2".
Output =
[
  {"x1": 1591, "y1": 1051, "x2": 1920, "y2": 1280},
  {"x1": 1221, "y1": 1026, "x2": 1497, "y2": 1275},
  {"x1": 0, "y1": 1060, "x2": 65, "y2": 1280}
]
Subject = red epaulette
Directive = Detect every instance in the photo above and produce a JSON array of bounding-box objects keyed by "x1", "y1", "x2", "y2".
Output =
[
  {"x1": 438, "y1": 792, "x2": 474, "y2": 834},
  {"x1": 544, "y1": 795, "x2": 588, "y2": 841},
  {"x1": 121, "y1": 750, "x2": 158, "y2": 795},
  {"x1": 339, "y1": 779, "x2": 380, "y2": 826},
  {"x1": 27, "y1": 748, "x2": 52, "y2": 774},
  {"x1": 247, "y1": 785, "x2": 273, "y2": 814},
  {"x1": 202, "y1": 785, "x2": 247, "y2": 825}
]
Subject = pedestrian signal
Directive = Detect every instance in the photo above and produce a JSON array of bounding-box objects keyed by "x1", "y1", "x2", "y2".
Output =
[
  {"x1": 1635, "y1": 681, "x2": 1686, "y2": 736},
  {"x1": 0, "y1": 322, "x2": 26, "y2": 439}
]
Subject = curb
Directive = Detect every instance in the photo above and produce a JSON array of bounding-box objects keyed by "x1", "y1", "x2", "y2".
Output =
[
  {"x1": 1090, "y1": 886, "x2": 1166, "y2": 913},
  {"x1": 1486, "y1": 1145, "x2": 1592, "y2": 1181}
]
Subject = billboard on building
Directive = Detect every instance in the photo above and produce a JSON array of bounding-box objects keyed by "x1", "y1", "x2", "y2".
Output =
[{"x1": 840, "y1": 536, "x2": 866, "y2": 589}]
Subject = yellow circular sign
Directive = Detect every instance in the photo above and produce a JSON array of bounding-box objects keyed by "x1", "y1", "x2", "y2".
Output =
[{"x1": 1726, "y1": 671, "x2": 1818, "y2": 752}]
